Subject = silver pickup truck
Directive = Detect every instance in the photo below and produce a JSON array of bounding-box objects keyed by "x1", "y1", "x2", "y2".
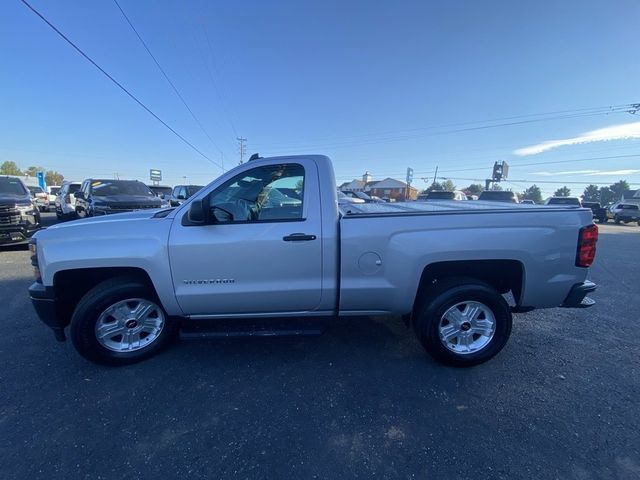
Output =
[{"x1": 28, "y1": 155, "x2": 598, "y2": 366}]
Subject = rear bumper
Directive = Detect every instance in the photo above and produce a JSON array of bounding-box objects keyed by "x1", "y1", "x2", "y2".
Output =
[
  {"x1": 561, "y1": 280, "x2": 597, "y2": 308},
  {"x1": 29, "y1": 282, "x2": 66, "y2": 341}
]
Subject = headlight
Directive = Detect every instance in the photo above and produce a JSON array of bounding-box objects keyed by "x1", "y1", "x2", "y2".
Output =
[{"x1": 16, "y1": 203, "x2": 36, "y2": 215}]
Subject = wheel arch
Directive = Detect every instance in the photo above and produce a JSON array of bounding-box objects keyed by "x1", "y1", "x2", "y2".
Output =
[
  {"x1": 412, "y1": 259, "x2": 524, "y2": 315},
  {"x1": 53, "y1": 267, "x2": 161, "y2": 329}
]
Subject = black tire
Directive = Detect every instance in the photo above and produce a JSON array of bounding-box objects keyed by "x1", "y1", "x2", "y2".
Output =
[
  {"x1": 70, "y1": 277, "x2": 177, "y2": 366},
  {"x1": 614, "y1": 216, "x2": 621, "y2": 224},
  {"x1": 413, "y1": 277, "x2": 512, "y2": 367}
]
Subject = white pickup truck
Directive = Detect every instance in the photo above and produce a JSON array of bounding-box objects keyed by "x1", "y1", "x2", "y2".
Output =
[{"x1": 29, "y1": 155, "x2": 598, "y2": 366}]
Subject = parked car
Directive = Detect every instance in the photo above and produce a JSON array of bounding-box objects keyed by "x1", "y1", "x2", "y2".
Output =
[
  {"x1": 581, "y1": 201, "x2": 608, "y2": 223},
  {"x1": 27, "y1": 186, "x2": 49, "y2": 212},
  {"x1": 169, "y1": 185, "x2": 204, "y2": 207},
  {"x1": 148, "y1": 185, "x2": 173, "y2": 200},
  {"x1": 520, "y1": 199, "x2": 535, "y2": 205},
  {"x1": 29, "y1": 155, "x2": 597, "y2": 367},
  {"x1": 54, "y1": 181, "x2": 82, "y2": 221},
  {"x1": 545, "y1": 197, "x2": 582, "y2": 206},
  {"x1": 478, "y1": 191, "x2": 519, "y2": 203},
  {"x1": 607, "y1": 202, "x2": 640, "y2": 225},
  {"x1": 337, "y1": 190, "x2": 365, "y2": 205},
  {"x1": 417, "y1": 191, "x2": 467, "y2": 201},
  {"x1": 0, "y1": 176, "x2": 41, "y2": 245},
  {"x1": 46, "y1": 186, "x2": 61, "y2": 211},
  {"x1": 342, "y1": 191, "x2": 384, "y2": 203},
  {"x1": 74, "y1": 179, "x2": 164, "y2": 218}
]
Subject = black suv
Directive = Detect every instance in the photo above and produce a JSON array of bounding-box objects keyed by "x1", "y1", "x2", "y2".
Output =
[
  {"x1": 582, "y1": 201, "x2": 607, "y2": 223},
  {"x1": 0, "y1": 176, "x2": 41, "y2": 245},
  {"x1": 169, "y1": 184, "x2": 204, "y2": 206},
  {"x1": 75, "y1": 179, "x2": 163, "y2": 218}
]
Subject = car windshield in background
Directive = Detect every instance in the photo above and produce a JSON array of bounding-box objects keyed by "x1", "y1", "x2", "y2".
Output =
[
  {"x1": 548, "y1": 197, "x2": 581, "y2": 205},
  {"x1": 92, "y1": 180, "x2": 154, "y2": 196},
  {"x1": 49, "y1": 187, "x2": 60, "y2": 195},
  {"x1": 186, "y1": 185, "x2": 204, "y2": 196},
  {"x1": 68, "y1": 184, "x2": 81, "y2": 193},
  {"x1": 28, "y1": 186, "x2": 44, "y2": 195},
  {"x1": 426, "y1": 191, "x2": 455, "y2": 200},
  {"x1": 150, "y1": 186, "x2": 173, "y2": 197},
  {"x1": 0, "y1": 178, "x2": 28, "y2": 195}
]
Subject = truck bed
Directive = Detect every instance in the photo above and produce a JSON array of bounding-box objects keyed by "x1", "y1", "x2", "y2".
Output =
[{"x1": 340, "y1": 200, "x2": 582, "y2": 216}]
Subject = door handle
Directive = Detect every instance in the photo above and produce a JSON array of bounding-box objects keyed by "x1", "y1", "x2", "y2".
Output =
[{"x1": 283, "y1": 233, "x2": 317, "y2": 242}]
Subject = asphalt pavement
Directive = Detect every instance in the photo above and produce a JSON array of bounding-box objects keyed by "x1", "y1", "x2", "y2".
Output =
[{"x1": 0, "y1": 214, "x2": 638, "y2": 479}]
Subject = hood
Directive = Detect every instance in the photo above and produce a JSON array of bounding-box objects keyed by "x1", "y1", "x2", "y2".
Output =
[
  {"x1": 0, "y1": 193, "x2": 31, "y2": 205},
  {"x1": 41, "y1": 209, "x2": 168, "y2": 234},
  {"x1": 92, "y1": 194, "x2": 162, "y2": 205}
]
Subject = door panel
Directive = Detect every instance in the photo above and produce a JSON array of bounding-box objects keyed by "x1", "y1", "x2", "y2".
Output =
[{"x1": 168, "y1": 160, "x2": 323, "y2": 315}]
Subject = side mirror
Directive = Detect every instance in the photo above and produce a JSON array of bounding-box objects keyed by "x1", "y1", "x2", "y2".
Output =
[
  {"x1": 188, "y1": 199, "x2": 206, "y2": 223},
  {"x1": 159, "y1": 193, "x2": 166, "y2": 199},
  {"x1": 177, "y1": 194, "x2": 186, "y2": 200},
  {"x1": 74, "y1": 192, "x2": 85, "y2": 200}
]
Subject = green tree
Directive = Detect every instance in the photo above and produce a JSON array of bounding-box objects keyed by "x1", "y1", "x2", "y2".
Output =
[
  {"x1": 0, "y1": 161, "x2": 22, "y2": 176},
  {"x1": 423, "y1": 179, "x2": 456, "y2": 192},
  {"x1": 522, "y1": 185, "x2": 543, "y2": 204},
  {"x1": 491, "y1": 183, "x2": 503, "y2": 191},
  {"x1": 25, "y1": 166, "x2": 45, "y2": 177},
  {"x1": 582, "y1": 184, "x2": 600, "y2": 202},
  {"x1": 599, "y1": 186, "x2": 616, "y2": 205},
  {"x1": 554, "y1": 186, "x2": 571, "y2": 197},
  {"x1": 45, "y1": 170, "x2": 64, "y2": 186},
  {"x1": 465, "y1": 184, "x2": 484, "y2": 194},
  {"x1": 609, "y1": 180, "x2": 630, "y2": 200}
]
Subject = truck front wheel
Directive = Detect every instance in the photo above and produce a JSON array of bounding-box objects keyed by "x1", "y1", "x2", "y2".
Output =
[
  {"x1": 70, "y1": 277, "x2": 177, "y2": 365},
  {"x1": 414, "y1": 278, "x2": 512, "y2": 367}
]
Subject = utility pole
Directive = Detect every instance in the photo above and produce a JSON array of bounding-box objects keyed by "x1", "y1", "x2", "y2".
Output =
[
  {"x1": 432, "y1": 166, "x2": 439, "y2": 187},
  {"x1": 237, "y1": 137, "x2": 247, "y2": 164}
]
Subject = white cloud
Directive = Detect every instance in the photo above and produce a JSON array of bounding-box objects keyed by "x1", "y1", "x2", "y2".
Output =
[
  {"x1": 533, "y1": 170, "x2": 599, "y2": 176},
  {"x1": 584, "y1": 169, "x2": 640, "y2": 176},
  {"x1": 514, "y1": 122, "x2": 640, "y2": 156}
]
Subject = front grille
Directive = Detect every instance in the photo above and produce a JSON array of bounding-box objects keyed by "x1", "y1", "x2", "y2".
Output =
[
  {"x1": 0, "y1": 205, "x2": 20, "y2": 225},
  {"x1": 110, "y1": 204, "x2": 158, "y2": 211}
]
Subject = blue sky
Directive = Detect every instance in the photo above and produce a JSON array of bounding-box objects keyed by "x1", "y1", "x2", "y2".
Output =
[{"x1": 1, "y1": 0, "x2": 639, "y2": 196}]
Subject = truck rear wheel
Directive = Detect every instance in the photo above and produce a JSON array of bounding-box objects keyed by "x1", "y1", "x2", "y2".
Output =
[
  {"x1": 413, "y1": 278, "x2": 512, "y2": 367},
  {"x1": 70, "y1": 277, "x2": 177, "y2": 365}
]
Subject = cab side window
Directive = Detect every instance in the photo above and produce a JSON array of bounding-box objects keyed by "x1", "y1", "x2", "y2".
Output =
[{"x1": 208, "y1": 164, "x2": 304, "y2": 223}]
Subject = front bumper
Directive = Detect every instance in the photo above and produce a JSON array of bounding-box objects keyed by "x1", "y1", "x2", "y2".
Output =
[
  {"x1": 29, "y1": 282, "x2": 66, "y2": 341},
  {"x1": 0, "y1": 222, "x2": 39, "y2": 245},
  {"x1": 561, "y1": 280, "x2": 597, "y2": 308}
]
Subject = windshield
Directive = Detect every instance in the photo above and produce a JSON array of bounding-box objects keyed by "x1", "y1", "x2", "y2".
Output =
[
  {"x1": 0, "y1": 177, "x2": 28, "y2": 196},
  {"x1": 68, "y1": 184, "x2": 81, "y2": 194},
  {"x1": 186, "y1": 185, "x2": 204, "y2": 196},
  {"x1": 427, "y1": 191, "x2": 455, "y2": 199},
  {"x1": 28, "y1": 186, "x2": 44, "y2": 195},
  {"x1": 149, "y1": 186, "x2": 173, "y2": 196},
  {"x1": 91, "y1": 180, "x2": 154, "y2": 196},
  {"x1": 49, "y1": 187, "x2": 60, "y2": 195},
  {"x1": 548, "y1": 197, "x2": 580, "y2": 205}
]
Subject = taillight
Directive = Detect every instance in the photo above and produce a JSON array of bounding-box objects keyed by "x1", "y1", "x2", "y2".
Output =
[{"x1": 576, "y1": 224, "x2": 598, "y2": 267}]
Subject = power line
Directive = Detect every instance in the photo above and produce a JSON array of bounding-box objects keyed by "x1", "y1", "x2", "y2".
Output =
[
  {"x1": 112, "y1": 0, "x2": 224, "y2": 159},
  {"x1": 333, "y1": 154, "x2": 640, "y2": 180},
  {"x1": 256, "y1": 105, "x2": 638, "y2": 152},
  {"x1": 19, "y1": 0, "x2": 223, "y2": 170}
]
